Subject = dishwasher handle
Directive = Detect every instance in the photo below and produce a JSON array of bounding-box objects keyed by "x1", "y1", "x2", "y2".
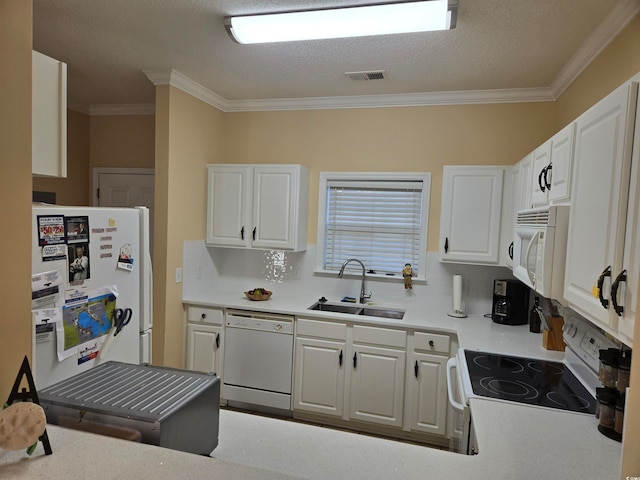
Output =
[{"x1": 447, "y1": 357, "x2": 465, "y2": 413}]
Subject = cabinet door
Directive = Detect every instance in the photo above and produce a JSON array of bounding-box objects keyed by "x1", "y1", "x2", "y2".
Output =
[
  {"x1": 293, "y1": 337, "x2": 345, "y2": 417},
  {"x1": 186, "y1": 323, "x2": 223, "y2": 376},
  {"x1": 440, "y1": 166, "x2": 504, "y2": 264},
  {"x1": 252, "y1": 166, "x2": 304, "y2": 250},
  {"x1": 206, "y1": 166, "x2": 251, "y2": 247},
  {"x1": 530, "y1": 142, "x2": 552, "y2": 206},
  {"x1": 32, "y1": 51, "x2": 67, "y2": 177},
  {"x1": 407, "y1": 353, "x2": 448, "y2": 436},
  {"x1": 548, "y1": 123, "x2": 576, "y2": 203},
  {"x1": 349, "y1": 345, "x2": 405, "y2": 427},
  {"x1": 517, "y1": 153, "x2": 533, "y2": 211},
  {"x1": 501, "y1": 164, "x2": 518, "y2": 268},
  {"x1": 564, "y1": 82, "x2": 638, "y2": 329}
]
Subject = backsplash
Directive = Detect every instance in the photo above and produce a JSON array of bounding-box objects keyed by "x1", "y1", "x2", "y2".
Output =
[{"x1": 182, "y1": 240, "x2": 516, "y2": 317}]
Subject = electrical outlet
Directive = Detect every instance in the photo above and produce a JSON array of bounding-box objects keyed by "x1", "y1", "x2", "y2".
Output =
[{"x1": 175, "y1": 267, "x2": 183, "y2": 283}]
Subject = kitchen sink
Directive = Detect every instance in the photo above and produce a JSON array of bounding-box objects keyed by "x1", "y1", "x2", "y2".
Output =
[
  {"x1": 307, "y1": 302, "x2": 405, "y2": 320},
  {"x1": 308, "y1": 302, "x2": 362, "y2": 314},
  {"x1": 358, "y1": 307, "x2": 405, "y2": 319}
]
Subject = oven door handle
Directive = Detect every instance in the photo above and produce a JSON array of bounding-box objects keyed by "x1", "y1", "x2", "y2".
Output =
[{"x1": 446, "y1": 358, "x2": 465, "y2": 413}]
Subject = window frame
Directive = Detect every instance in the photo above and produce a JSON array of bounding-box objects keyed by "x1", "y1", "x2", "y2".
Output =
[{"x1": 315, "y1": 171, "x2": 431, "y2": 282}]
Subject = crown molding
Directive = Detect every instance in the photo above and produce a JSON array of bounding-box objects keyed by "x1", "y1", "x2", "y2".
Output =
[
  {"x1": 144, "y1": 68, "x2": 227, "y2": 111},
  {"x1": 551, "y1": 0, "x2": 640, "y2": 98}
]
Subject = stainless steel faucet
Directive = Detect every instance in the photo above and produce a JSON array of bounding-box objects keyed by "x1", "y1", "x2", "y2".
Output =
[{"x1": 338, "y1": 258, "x2": 371, "y2": 304}]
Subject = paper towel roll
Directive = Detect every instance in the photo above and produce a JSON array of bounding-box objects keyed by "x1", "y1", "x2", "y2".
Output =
[{"x1": 452, "y1": 274, "x2": 463, "y2": 313}]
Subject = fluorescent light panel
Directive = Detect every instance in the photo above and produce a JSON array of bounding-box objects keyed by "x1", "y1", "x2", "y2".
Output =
[{"x1": 226, "y1": 1, "x2": 453, "y2": 44}]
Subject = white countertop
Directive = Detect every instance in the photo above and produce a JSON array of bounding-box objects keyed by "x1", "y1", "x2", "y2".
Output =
[{"x1": 0, "y1": 291, "x2": 620, "y2": 479}]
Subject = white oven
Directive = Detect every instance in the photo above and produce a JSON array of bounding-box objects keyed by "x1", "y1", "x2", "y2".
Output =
[
  {"x1": 512, "y1": 205, "x2": 570, "y2": 301},
  {"x1": 446, "y1": 309, "x2": 619, "y2": 455}
]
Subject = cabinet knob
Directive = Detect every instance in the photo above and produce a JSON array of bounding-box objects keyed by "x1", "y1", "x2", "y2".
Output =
[
  {"x1": 201, "y1": 313, "x2": 206, "y2": 319},
  {"x1": 429, "y1": 340, "x2": 435, "y2": 347}
]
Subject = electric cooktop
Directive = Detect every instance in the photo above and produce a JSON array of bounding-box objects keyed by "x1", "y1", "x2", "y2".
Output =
[{"x1": 464, "y1": 350, "x2": 596, "y2": 414}]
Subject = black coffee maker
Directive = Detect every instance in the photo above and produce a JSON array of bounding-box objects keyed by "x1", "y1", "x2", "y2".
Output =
[{"x1": 492, "y1": 279, "x2": 530, "y2": 325}]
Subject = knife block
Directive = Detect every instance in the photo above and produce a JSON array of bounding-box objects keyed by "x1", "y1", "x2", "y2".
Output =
[{"x1": 542, "y1": 315, "x2": 566, "y2": 351}]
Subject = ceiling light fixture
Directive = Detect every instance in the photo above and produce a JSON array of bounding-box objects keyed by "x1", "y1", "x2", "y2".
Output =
[{"x1": 225, "y1": 1, "x2": 457, "y2": 45}]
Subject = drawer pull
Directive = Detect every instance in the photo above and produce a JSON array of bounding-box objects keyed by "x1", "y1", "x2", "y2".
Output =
[
  {"x1": 414, "y1": 360, "x2": 419, "y2": 378},
  {"x1": 339, "y1": 350, "x2": 343, "y2": 366},
  {"x1": 215, "y1": 333, "x2": 220, "y2": 349}
]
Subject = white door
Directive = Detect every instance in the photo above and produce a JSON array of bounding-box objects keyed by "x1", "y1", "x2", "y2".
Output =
[
  {"x1": 252, "y1": 166, "x2": 296, "y2": 250},
  {"x1": 349, "y1": 344, "x2": 406, "y2": 427},
  {"x1": 94, "y1": 168, "x2": 155, "y2": 256},
  {"x1": 187, "y1": 323, "x2": 223, "y2": 376},
  {"x1": 564, "y1": 82, "x2": 638, "y2": 329},
  {"x1": 293, "y1": 337, "x2": 345, "y2": 417},
  {"x1": 440, "y1": 166, "x2": 504, "y2": 264},
  {"x1": 530, "y1": 141, "x2": 551, "y2": 206},
  {"x1": 407, "y1": 353, "x2": 448, "y2": 436},
  {"x1": 206, "y1": 165, "x2": 250, "y2": 247},
  {"x1": 548, "y1": 123, "x2": 576, "y2": 203}
]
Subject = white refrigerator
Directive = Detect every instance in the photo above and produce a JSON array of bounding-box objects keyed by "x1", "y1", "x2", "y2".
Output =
[{"x1": 32, "y1": 205, "x2": 153, "y2": 389}]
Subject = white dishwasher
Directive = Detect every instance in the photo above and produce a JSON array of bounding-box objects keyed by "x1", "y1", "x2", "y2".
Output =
[{"x1": 223, "y1": 310, "x2": 294, "y2": 411}]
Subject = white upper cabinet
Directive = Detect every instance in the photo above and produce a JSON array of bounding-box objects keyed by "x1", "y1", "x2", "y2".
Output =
[
  {"x1": 517, "y1": 152, "x2": 533, "y2": 211},
  {"x1": 440, "y1": 166, "x2": 504, "y2": 265},
  {"x1": 32, "y1": 51, "x2": 67, "y2": 177},
  {"x1": 206, "y1": 164, "x2": 309, "y2": 251},
  {"x1": 564, "y1": 81, "x2": 638, "y2": 346},
  {"x1": 531, "y1": 123, "x2": 576, "y2": 207}
]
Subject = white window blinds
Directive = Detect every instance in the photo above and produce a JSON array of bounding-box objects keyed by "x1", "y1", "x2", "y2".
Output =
[{"x1": 324, "y1": 180, "x2": 424, "y2": 276}]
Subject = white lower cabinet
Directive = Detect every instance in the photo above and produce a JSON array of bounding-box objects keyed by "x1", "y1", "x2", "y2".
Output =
[
  {"x1": 293, "y1": 319, "x2": 347, "y2": 417},
  {"x1": 349, "y1": 342, "x2": 406, "y2": 428},
  {"x1": 185, "y1": 306, "x2": 224, "y2": 377},
  {"x1": 293, "y1": 318, "x2": 453, "y2": 439},
  {"x1": 405, "y1": 332, "x2": 451, "y2": 436}
]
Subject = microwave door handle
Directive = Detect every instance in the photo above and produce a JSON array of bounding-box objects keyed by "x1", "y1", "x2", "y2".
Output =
[{"x1": 524, "y1": 230, "x2": 541, "y2": 287}]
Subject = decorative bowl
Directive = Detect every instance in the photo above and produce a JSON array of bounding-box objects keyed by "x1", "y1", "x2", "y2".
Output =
[{"x1": 244, "y1": 289, "x2": 272, "y2": 301}]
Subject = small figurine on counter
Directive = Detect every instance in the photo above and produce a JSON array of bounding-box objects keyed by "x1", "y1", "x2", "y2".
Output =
[{"x1": 403, "y1": 263, "x2": 413, "y2": 289}]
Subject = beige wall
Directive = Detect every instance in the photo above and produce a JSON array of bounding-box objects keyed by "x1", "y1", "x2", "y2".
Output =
[
  {"x1": 153, "y1": 86, "x2": 225, "y2": 367},
  {"x1": 90, "y1": 114, "x2": 155, "y2": 169},
  {"x1": 556, "y1": 15, "x2": 640, "y2": 129},
  {"x1": 32, "y1": 109, "x2": 90, "y2": 206},
  {"x1": 224, "y1": 102, "x2": 556, "y2": 251},
  {"x1": 0, "y1": 0, "x2": 32, "y2": 400}
]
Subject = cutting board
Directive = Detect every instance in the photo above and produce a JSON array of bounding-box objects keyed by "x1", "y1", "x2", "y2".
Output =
[{"x1": 542, "y1": 315, "x2": 566, "y2": 351}]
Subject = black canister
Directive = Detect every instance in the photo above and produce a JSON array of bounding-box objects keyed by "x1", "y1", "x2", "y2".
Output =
[{"x1": 529, "y1": 297, "x2": 541, "y2": 333}]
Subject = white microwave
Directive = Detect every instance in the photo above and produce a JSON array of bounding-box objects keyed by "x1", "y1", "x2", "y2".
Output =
[{"x1": 512, "y1": 205, "x2": 570, "y2": 301}]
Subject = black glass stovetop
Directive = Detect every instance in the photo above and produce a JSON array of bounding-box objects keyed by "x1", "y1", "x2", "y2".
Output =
[{"x1": 464, "y1": 350, "x2": 596, "y2": 414}]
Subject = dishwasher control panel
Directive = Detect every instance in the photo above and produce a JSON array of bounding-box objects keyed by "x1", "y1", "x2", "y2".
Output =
[{"x1": 226, "y1": 310, "x2": 294, "y2": 334}]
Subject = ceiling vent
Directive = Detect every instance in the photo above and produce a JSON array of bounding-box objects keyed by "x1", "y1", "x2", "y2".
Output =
[{"x1": 345, "y1": 70, "x2": 386, "y2": 81}]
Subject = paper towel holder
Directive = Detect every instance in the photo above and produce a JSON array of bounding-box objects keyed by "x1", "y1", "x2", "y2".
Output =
[{"x1": 448, "y1": 274, "x2": 467, "y2": 318}]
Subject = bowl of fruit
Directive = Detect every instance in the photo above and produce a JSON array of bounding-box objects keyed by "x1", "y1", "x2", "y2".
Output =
[{"x1": 244, "y1": 288, "x2": 272, "y2": 301}]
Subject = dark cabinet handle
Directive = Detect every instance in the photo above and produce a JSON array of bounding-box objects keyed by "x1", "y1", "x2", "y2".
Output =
[
  {"x1": 611, "y1": 269, "x2": 627, "y2": 316},
  {"x1": 597, "y1": 266, "x2": 612, "y2": 309},
  {"x1": 508, "y1": 241, "x2": 514, "y2": 260},
  {"x1": 241, "y1": 226, "x2": 245, "y2": 240},
  {"x1": 252, "y1": 227, "x2": 257, "y2": 241},
  {"x1": 215, "y1": 333, "x2": 220, "y2": 349},
  {"x1": 414, "y1": 360, "x2": 419, "y2": 378},
  {"x1": 429, "y1": 340, "x2": 435, "y2": 347},
  {"x1": 339, "y1": 350, "x2": 343, "y2": 366},
  {"x1": 538, "y1": 168, "x2": 546, "y2": 192},
  {"x1": 444, "y1": 237, "x2": 449, "y2": 253},
  {"x1": 544, "y1": 163, "x2": 552, "y2": 189},
  {"x1": 353, "y1": 352, "x2": 357, "y2": 369},
  {"x1": 201, "y1": 313, "x2": 206, "y2": 320}
]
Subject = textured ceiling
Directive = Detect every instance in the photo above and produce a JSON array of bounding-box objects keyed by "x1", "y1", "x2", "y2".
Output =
[{"x1": 32, "y1": 0, "x2": 639, "y2": 111}]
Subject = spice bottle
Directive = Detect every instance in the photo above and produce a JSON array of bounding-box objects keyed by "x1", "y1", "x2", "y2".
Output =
[{"x1": 529, "y1": 297, "x2": 541, "y2": 333}]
